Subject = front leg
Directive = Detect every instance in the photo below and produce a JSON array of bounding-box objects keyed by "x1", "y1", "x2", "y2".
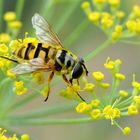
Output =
[{"x1": 62, "y1": 74, "x2": 85, "y2": 102}]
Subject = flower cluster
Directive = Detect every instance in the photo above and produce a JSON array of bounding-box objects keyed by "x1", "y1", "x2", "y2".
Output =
[
  {"x1": 81, "y1": 0, "x2": 140, "y2": 41},
  {"x1": 0, "y1": 128, "x2": 30, "y2": 140},
  {"x1": 60, "y1": 57, "x2": 140, "y2": 135}
]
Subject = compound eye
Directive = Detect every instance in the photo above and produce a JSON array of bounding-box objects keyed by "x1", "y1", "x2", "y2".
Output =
[{"x1": 72, "y1": 63, "x2": 83, "y2": 79}]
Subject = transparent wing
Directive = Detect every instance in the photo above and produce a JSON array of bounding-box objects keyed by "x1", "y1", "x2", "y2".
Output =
[
  {"x1": 11, "y1": 58, "x2": 54, "y2": 75},
  {"x1": 32, "y1": 13, "x2": 63, "y2": 47}
]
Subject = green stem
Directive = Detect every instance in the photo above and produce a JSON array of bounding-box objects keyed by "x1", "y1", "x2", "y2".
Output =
[
  {"x1": 10, "y1": 102, "x2": 77, "y2": 119},
  {"x1": 0, "y1": 0, "x2": 4, "y2": 32},
  {"x1": 8, "y1": 117, "x2": 93, "y2": 125},
  {"x1": 120, "y1": 40, "x2": 140, "y2": 46},
  {"x1": 15, "y1": 0, "x2": 26, "y2": 20},
  {"x1": 64, "y1": 19, "x2": 89, "y2": 48},
  {"x1": 84, "y1": 38, "x2": 112, "y2": 61}
]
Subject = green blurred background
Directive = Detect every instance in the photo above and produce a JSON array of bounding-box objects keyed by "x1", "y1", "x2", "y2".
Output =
[{"x1": 1, "y1": 0, "x2": 140, "y2": 140}]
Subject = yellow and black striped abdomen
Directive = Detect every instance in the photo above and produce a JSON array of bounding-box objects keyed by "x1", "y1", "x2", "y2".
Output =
[{"x1": 15, "y1": 43, "x2": 56, "y2": 62}]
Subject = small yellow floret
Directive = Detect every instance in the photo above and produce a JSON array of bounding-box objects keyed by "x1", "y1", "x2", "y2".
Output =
[
  {"x1": 90, "y1": 109, "x2": 102, "y2": 120},
  {"x1": 8, "y1": 20, "x2": 22, "y2": 29},
  {"x1": 21, "y1": 134, "x2": 30, "y2": 140},
  {"x1": 76, "y1": 102, "x2": 92, "y2": 113},
  {"x1": 0, "y1": 33, "x2": 11, "y2": 44},
  {"x1": 84, "y1": 83, "x2": 95, "y2": 92},
  {"x1": 92, "y1": 71, "x2": 104, "y2": 81},
  {"x1": 126, "y1": 20, "x2": 136, "y2": 32},
  {"x1": 81, "y1": 1, "x2": 90, "y2": 9},
  {"x1": 133, "y1": 96, "x2": 140, "y2": 107},
  {"x1": 103, "y1": 105, "x2": 121, "y2": 119},
  {"x1": 101, "y1": 17, "x2": 113, "y2": 28},
  {"x1": 128, "y1": 105, "x2": 138, "y2": 115},
  {"x1": 104, "y1": 60, "x2": 114, "y2": 69},
  {"x1": 33, "y1": 72, "x2": 45, "y2": 85},
  {"x1": 14, "y1": 81, "x2": 27, "y2": 95},
  {"x1": 115, "y1": 73, "x2": 126, "y2": 80},
  {"x1": 88, "y1": 12, "x2": 100, "y2": 22},
  {"x1": 93, "y1": 0, "x2": 106, "y2": 4},
  {"x1": 101, "y1": 82, "x2": 110, "y2": 89},
  {"x1": 0, "y1": 43, "x2": 8, "y2": 54},
  {"x1": 108, "y1": 0, "x2": 120, "y2": 7},
  {"x1": 116, "y1": 11, "x2": 125, "y2": 19},
  {"x1": 133, "y1": 5, "x2": 140, "y2": 17},
  {"x1": 3, "y1": 11, "x2": 16, "y2": 21},
  {"x1": 119, "y1": 90, "x2": 128, "y2": 97},
  {"x1": 90, "y1": 99, "x2": 100, "y2": 107},
  {"x1": 123, "y1": 127, "x2": 131, "y2": 136},
  {"x1": 7, "y1": 69, "x2": 16, "y2": 79}
]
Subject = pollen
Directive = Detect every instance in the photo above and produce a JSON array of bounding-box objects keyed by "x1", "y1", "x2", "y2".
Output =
[
  {"x1": 90, "y1": 109, "x2": 102, "y2": 120},
  {"x1": 92, "y1": 71, "x2": 104, "y2": 81},
  {"x1": 3, "y1": 11, "x2": 16, "y2": 21}
]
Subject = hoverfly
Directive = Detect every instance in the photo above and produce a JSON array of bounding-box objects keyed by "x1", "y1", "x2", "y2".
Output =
[{"x1": 0, "y1": 13, "x2": 88, "y2": 101}]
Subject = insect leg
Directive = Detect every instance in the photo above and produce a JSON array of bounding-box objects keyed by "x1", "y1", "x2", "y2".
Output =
[
  {"x1": 62, "y1": 74, "x2": 85, "y2": 102},
  {"x1": 44, "y1": 71, "x2": 54, "y2": 102}
]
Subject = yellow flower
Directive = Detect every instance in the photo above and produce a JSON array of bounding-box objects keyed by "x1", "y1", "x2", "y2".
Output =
[
  {"x1": 7, "y1": 69, "x2": 16, "y2": 79},
  {"x1": 128, "y1": 105, "x2": 138, "y2": 115},
  {"x1": 101, "y1": 82, "x2": 110, "y2": 89},
  {"x1": 88, "y1": 12, "x2": 100, "y2": 22},
  {"x1": 0, "y1": 43, "x2": 9, "y2": 54},
  {"x1": 126, "y1": 20, "x2": 136, "y2": 32},
  {"x1": 14, "y1": 81, "x2": 27, "y2": 95},
  {"x1": 90, "y1": 99, "x2": 100, "y2": 107},
  {"x1": 133, "y1": 5, "x2": 140, "y2": 17},
  {"x1": 101, "y1": 17, "x2": 113, "y2": 28},
  {"x1": 112, "y1": 31, "x2": 121, "y2": 40},
  {"x1": 21, "y1": 134, "x2": 30, "y2": 140},
  {"x1": 84, "y1": 83, "x2": 95, "y2": 92},
  {"x1": 133, "y1": 96, "x2": 140, "y2": 107},
  {"x1": 123, "y1": 127, "x2": 131, "y2": 136},
  {"x1": 41, "y1": 86, "x2": 49, "y2": 98},
  {"x1": 116, "y1": 11, "x2": 125, "y2": 19},
  {"x1": 0, "y1": 33, "x2": 11, "y2": 44},
  {"x1": 81, "y1": 1, "x2": 90, "y2": 9},
  {"x1": 104, "y1": 58, "x2": 114, "y2": 69},
  {"x1": 103, "y1": 105, "x2": 121, "y2": 119},
  {"x1": 132, "y1": 81, "x2": 140, "y2": 90},
  {"x1": 93, "y1": 0, "x2": 106, "y2": 4},
  {"x1": 3, "y1": 11, "x2": 16, "y2": 21},
  {"x1": 115, "y1": 25, "x2": 123, "y2": 33},
  {"x1": 90, "y1": 109, "x2": 102, "y2": 120},
  {"x1": 33, "y1": 72, "x2": 45, "y2": 85},
  {"x1": 9, "y1": 39, "x2": 22, "y2": 50},
  {"x1": 108, "y1": 0, "x2": 120, "y2": 7},
  {"x1": 119, "y1": 90, "x2": 128, "y2": 98},
  {"x1": 76, "y1": 102, "x2": 92, "y2": 113},
  {"x1": 115, "y1": 73, "x2": 126, "y2": 80},
  {"x1": 92, "y1": 71, "x2": 104, "y2": 81},
  {"x1": 8, "y1": 20, "x2": 22, "y2": 29},
  {"x1": 135, "y1": 21, "x2": 140, "y2": 33}
]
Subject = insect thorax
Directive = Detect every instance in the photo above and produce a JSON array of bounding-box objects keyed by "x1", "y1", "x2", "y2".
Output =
[{"x1": 55, "y1": 49, "x2": 77, "y2": 74}]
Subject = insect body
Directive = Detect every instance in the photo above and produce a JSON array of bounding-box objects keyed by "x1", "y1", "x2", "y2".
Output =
[{"x1": 1, "y1": 13, "x2": 88, "y2": 101}]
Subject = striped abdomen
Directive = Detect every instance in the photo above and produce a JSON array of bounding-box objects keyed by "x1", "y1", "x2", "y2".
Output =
[{"x1": 15, "y1": 43, "x2": 56, "y2": 62}]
